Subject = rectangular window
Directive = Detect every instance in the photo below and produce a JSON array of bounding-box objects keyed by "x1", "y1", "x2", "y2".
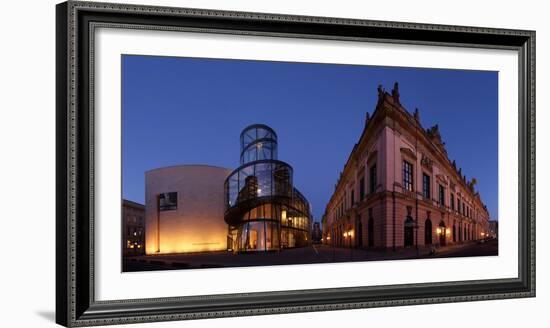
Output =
[
  {"x1": 439, "y1": 185, "x2": 445, "y2": 206},
  {"x1": 351, "y1": 189, "x2": 355, "y2": 207},
  {"x1": 369, "y1": 164, "x2": 377, "y2": 193},
  {"x1": 344, "y1": 191, "x2": 347, "y2": 210},
  {"x1": 458, "y1": 198, "x2": 461, "y2": 214},
  {"x1": 402, "y1": 161, "x2": 413, "y2": 191},
  {"x1": 462, "y1": 203, "x2": 465, "y2": 215},
  {"x1": 422, "y1": 173, "x2": 431, "y2": 199},
  {"x1": 159, "y1": 192, "x2": 177, "y2": 211},
  {"x1": 451, "y1": 193, "x2": 455, "y2": 210},
  {"x1": 359, "y1": 177, "x2": 365, "y2": 201}
]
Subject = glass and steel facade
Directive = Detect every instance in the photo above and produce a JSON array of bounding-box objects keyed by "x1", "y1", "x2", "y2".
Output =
[{"x1": 224, "y1": 124, "x2": 312, "y2": 252}]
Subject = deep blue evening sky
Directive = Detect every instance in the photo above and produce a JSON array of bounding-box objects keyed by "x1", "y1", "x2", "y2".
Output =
[{"x1": 122, "y1": 55, "x2": 498, "y2": 221}]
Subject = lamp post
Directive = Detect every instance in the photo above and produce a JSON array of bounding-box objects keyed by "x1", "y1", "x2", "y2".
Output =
[
  {"x1": 156, "y1": 194, "x2": 161, "y2": 253},
  {"x1": 436, "y1": 227, "x2": 450, "y2": 247},
  {"x1": 328, "y1": 233, "x2": 335, "y2": 262},
  {"x1": 349, "y1": 230, "x2": 354, "y2": 260},
  {"x1": 342, "y1": 231, "x2": 350, "y2": 260},
  {"x1": 414, "y1": 220, "x2": 419, "y2": 257},
  {"x1": 342, "y1": 230, "x2": 353, "y2": 260}
]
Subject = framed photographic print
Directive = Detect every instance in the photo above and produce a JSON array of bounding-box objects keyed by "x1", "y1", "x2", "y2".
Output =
[{"x1": 56, "y1": 0, "x2": 535, "y2": 326}]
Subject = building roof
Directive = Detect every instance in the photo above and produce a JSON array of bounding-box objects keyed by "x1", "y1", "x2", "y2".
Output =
[
  {"x1": 122, "y1": 199, "x2": 145, "y2": 210},
  {"x1": 325, "y1": 82, "x2": 489, "y2": 216}
]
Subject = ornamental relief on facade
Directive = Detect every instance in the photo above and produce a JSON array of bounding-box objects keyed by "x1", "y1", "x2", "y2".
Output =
[
  {"x1": 436, "y1": 174, "x2": 449, "y2": 186},
  {"x1": 421, "y1": 153, "x2": 434, "y2": 171},
  {"x1": 400, "y1": 147, "x2": 416, "y2": 160},
  {"x1": 450, "y1": 181, "x2": 456, "y2": 191}
]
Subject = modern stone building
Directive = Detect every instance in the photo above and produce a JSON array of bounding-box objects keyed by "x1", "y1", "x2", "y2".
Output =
[
  {"x1": 122, "y1": 199, "x2": 146, "y2": 256},
  {"x1": 144, "y1": 165, "x2": 232, "y2": 255},
  {"x1": 142, "y1": 125, "x2": 312, "y2": 255},
  {"x1": 322, "y1": 83, "x2": 491, "y2": 250}
]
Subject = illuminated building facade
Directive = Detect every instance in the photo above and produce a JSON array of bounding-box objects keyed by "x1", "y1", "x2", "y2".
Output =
[
  {"x1": 224, "y1": 124, "x2": 312, "y2": 252},
  {"x1": 144, "y1": 165, "x2": 232, "y2": 254},
  {"x1": 122, "y1": 199, "x2": 145, "y2": 256},
  {"x1": 323, "y1": 83, "x2": 491, "y2": 250}
]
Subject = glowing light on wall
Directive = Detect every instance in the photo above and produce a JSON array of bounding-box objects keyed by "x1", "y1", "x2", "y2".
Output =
[{"x1": 145, "y1": 215, "x2": 228, "y2": 255}]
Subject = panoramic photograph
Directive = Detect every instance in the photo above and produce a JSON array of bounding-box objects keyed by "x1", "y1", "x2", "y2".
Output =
[{"x1": 121, "y1": 55, "x2": 499, "y2": 272}]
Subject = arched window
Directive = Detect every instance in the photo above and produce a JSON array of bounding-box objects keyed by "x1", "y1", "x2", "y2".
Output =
[
  {"x1": 368, "y1": 216, "x2": 374, "y2": 247},
  {"x1": 424, "y1": 219, "x2": 433, "y2": 245},
  {"x1": 439, "y1": 221, "x2": 447, "y2": 246},
  {"x1": 404, "y1": 216, "x2": 414, "y2": 247}
]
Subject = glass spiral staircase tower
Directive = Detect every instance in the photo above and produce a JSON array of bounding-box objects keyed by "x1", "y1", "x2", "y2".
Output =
[{"x1": 224, "y1": 124, "x2": 312, "y2": 252}]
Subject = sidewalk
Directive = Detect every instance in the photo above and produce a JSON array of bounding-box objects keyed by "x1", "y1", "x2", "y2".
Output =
[{"x1": 123, "y1": 240, "x2": 496, "y2": 272}]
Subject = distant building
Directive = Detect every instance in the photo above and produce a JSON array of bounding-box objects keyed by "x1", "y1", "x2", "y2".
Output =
[
  {"x1": 122, "y1": 199, "x2": 145, "y2": 256},
  {"x1": 321, "y1": 214, "x2": 329, "y2": 244},
  {"x1": 488, "y1": 220, "x2": 498, "y2": 238},
  {"x1": 312, "y1": 222, "x2": 322, "y2": 243},
  {"x1": 323, "y1": 83, "x2": 491, "y2": 250}
]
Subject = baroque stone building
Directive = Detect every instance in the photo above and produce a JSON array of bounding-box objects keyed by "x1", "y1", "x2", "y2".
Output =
[
  {"x1": 322, "y1": 83, "x2": 490, "y2": 250},
  {"x1": 122, "y1": 199, "x2": 146, "y2": 256}
]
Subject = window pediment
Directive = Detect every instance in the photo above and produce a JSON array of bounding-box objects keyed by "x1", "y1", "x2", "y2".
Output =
[{"x1": 400, "y1": 147, "x2": 416, "y2": 160}]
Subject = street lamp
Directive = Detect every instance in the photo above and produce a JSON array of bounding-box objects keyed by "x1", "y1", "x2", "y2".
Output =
[
  {"x1": 413, "y1": 220, "x2": 419, "y2": 257},
  {"x1": 348, "y1": 230, "x2": 354, "y2": 260},
  {"x1": 436, "y1": 227, "x2": 445, "y2": 247}
]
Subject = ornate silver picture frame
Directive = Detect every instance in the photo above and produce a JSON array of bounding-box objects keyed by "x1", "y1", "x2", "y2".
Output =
[{"x1": 56, "y1": 1, "x2": 535, "y2": 326}]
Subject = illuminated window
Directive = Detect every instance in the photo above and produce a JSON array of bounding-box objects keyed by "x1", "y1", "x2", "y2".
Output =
[
  {"x1": 159, "y1": 192, "x2": 177, "y2": 211},
  {"x1": 402, "y1": 161, "x2": 413, "y2": 191}
]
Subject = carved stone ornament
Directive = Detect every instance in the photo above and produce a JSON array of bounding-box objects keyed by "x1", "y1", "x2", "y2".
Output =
[{"x1": 421, "y1": 153, "x2": 434, "y2": 169}]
